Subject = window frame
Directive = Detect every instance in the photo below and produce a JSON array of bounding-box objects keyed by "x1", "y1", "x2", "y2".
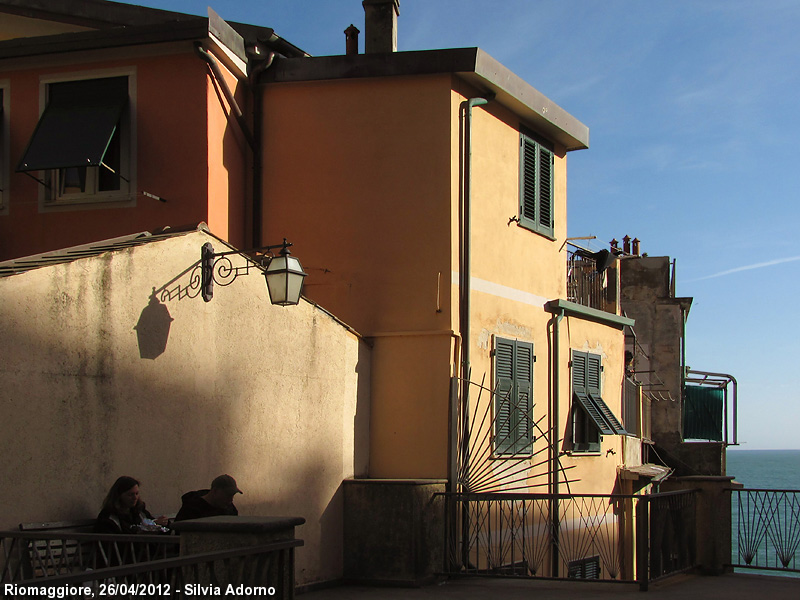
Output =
[
  {"x1": 518, "y1": 127, "x2": 555, "y2": 239},
  {"x1": 35, "y1": 68, "x2": 137, "y2": 210},
  {"x1": 493, "y1": 336, "x2": 535, "y2": 457}
]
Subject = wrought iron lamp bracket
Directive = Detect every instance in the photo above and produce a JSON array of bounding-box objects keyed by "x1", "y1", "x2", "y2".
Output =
[{"x1": 201, "y1": 240, "x2": 293, "y2": 303}]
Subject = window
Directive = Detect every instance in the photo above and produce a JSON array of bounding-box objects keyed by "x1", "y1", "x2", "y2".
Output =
[
  {"x1": 571, "y1": 350, "x2": 626, "y2": 453},
  {"x1": 494, "y1": 337, "x2": 534, "y2": 455},
  {"x1": 568, "y1": 555, "x2": 601, "y2": 579},
  {"x1": 17, "y1": 74, "x2": 133, "y2": 206},
  {"x1": 519, "y1": 128, "x2": 554, "y2": 238}
]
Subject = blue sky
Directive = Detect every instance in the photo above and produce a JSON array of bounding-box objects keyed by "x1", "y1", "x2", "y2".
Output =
[{"x1": 138, "y1": 1, "x2": 799, "y2": 450}]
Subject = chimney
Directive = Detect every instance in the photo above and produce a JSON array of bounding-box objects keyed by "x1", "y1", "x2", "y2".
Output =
[
  {"x1": 622, "y1": 235, "x2": 631, "y2": 255},
  {"x1": 632, "y1": 237, "x2": 640, "y2": 256},
  {"x1": 362, "y1": 0, "x2": 400, "y2": 53},
  {"x1": 344, "y1": 24, "x2": 360, "y2": 55}
]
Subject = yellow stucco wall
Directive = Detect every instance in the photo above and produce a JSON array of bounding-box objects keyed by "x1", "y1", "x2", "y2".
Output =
[
  {"x1": 0, "y1": 229, "x2": 370, "y2": 586},
  {"x1": 259, "y1": 71, "x2": 629, "y2": 490},
  {"x1": 558, "y1": 316, "x2": 629, "y2": 494}
]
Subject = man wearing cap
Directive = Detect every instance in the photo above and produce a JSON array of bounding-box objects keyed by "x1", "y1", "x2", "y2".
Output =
[{"x1": 174, "y1": 474, "x2": 242, "y2": 521}]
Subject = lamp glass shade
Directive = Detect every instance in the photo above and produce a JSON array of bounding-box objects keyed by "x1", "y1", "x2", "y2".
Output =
[{"x1": 264, "y1": 254, "x2": 306, "y2": 306}]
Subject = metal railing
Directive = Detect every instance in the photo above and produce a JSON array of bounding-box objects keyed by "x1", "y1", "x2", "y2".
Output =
[
  {"x1": 1, "y1": 531, "x2": 180, "y2": 582},
  {"x1": 442, "y1": 489, "x2": 696, "y2": 590},
  {"x1": 731, "y1": 488, "x2": 800, "y2": 573},
  {"x1": 1, "y1": 530, "x2": 301, "y2": 599},
  {"x1": 566, "y1": 248, "x2": 617, "y2": 313}
]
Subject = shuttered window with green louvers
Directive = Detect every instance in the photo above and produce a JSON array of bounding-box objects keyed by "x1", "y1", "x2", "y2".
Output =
[
  {"x1": 572, "y1": 350, "x2": 626, "y2": 453},
  {"x1": 494, "y1": 337, "x2": 534, "y2": 455},
  {"x1": 519, "y1": 129, "x2": 554, "y2": 238}
]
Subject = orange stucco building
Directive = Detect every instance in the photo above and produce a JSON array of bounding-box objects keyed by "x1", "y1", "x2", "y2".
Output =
[{"x1": 0, "y1": 0, "x2": 660, "y2": 585}]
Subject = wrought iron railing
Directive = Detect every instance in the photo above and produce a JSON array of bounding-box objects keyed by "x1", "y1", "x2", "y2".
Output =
[
  {"x1": 1, "y1": 531, "x2": 301, "y2": 599},
  {"x1": 0, "y1": 531, "x2": 180, "y2": 582},
  {"x1": 442, "y1": 489, "x2": 696, "y2": 590},
  {"x1": 730, "y1": 488, "x2": 800, "y2": 573},
  {"x1": 566, "y1": 248, "x2": 616, "y2": 312}
]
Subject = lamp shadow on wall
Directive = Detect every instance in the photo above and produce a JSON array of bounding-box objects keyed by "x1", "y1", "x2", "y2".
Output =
[{"x1": 134, "y1": 289, "x2": 174, "y2": 359}]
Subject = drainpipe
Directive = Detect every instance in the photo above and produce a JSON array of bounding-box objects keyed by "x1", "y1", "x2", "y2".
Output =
[
  {"x1": 551, "y1": 307, "x2": 565, "y2": 578},
  {"x1": 458, "y1": 94, "x2": 492, "y2": 569},
  {"x1": 459, "y1": 95, "x2": 493, "y2": 480}
]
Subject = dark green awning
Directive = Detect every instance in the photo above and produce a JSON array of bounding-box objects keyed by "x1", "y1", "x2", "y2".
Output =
[
  {"x1": 17, "y1": 76, "x2": 128, "y2": 173},
  {"x1": 683, "y1": 385, "x2": 723, "y2": 441},
  {"x1": 575, "y1": 391, "x2": 627, "y2": 435}
]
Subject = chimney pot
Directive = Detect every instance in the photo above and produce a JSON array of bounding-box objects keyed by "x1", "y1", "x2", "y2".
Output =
[
  {"x1": 344, "y1": 24, "x2": 360, "y2": 55},
  {"x1": 363, "y1": 0, "x2": 400, "y2": 54},
  {"x1": 622, "y1": 235, "x2": 631, "y2": 255},
  {"x1": 632, "y1": 237, "x2": 640, "y2": 256}
]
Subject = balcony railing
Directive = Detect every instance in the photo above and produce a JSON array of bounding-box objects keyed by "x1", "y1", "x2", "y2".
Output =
[
  {"x1": 566, "y1": 248, "x2": 618, "y2": 313},
  {"x1": 730, "y1": 488, "x2": 800, "y2": 573},
  {"x1": 683, "y1": 370, "x2": 738, "y2": 445}
]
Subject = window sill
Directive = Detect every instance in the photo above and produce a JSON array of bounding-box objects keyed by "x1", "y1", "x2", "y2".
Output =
[
  {"x1": 40, "y1": 193, "x2": 136, "y2": 212},
  {"x1": 517, "y1": 220, "x2": 555, "y2": 241}
]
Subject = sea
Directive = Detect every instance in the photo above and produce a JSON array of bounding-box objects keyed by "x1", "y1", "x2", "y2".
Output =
[
  {"x1": 726, "y1": 449, "x2": 800, "y2": 489},
  {"x1": 725, "y1": 449, "x2": 800, "y2": 578}
]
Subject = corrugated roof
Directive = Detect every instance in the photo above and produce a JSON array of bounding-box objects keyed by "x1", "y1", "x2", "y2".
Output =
[{"x1": 0, "y1": 224, "x2": 206, "y2": 277}]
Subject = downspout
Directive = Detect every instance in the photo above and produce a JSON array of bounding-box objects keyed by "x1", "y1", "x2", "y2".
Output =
[
  {"x1": 459, "y1": 95, "x2": 493, "y2": 479},
  {"x1": 458, "y1": 94, "x2": 492, "y2": 569},
  {"x1": 551, "y1": 307, "x2": 565, "y2": 578}
]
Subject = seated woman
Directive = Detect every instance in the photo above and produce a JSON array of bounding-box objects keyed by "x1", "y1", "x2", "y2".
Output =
[{"x1": 94, "y1": 476, "x2": 169, "y2": 534}]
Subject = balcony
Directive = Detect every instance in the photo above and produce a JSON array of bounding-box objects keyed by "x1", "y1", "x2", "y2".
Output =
[{"x1": 566, "y1": 247, "x2": 619, "y2": 314}]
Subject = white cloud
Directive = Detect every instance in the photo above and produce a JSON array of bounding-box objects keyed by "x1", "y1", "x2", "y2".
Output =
[{"x1": 687, "y1": 255, "x2": 800, "y2": 282}]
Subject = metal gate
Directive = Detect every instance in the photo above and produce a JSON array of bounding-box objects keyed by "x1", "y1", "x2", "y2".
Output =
[{"x1": 444, "y1": 376, "x2": 697, "y2": 588}]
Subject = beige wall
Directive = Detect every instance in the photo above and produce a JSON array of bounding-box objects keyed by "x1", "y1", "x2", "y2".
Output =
[{"x1": 0, "y1": 229, "x2": 370, "y2": 586}]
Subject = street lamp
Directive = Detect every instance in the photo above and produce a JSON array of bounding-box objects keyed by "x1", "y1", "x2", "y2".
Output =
[
  {"x1": 201, "y1": 239, "x2": 306, "y2": 306},
  {"x1": 264, "y1": 244, "x2": 307, "y2": 306}
]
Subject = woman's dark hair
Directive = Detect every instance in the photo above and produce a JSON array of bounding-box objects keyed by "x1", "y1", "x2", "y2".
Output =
[{"x1": 101, "y1": 476, "x2": 141, "y2": 513}]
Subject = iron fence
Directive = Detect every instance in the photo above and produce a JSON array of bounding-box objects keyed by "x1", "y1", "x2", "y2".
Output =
[
  {"x1": 0, "y1": 530, "x2": 180, "y2": 582},
  {"x1": 730, "y1": 488, "x2": 800, "y2": 573},
  {"x1": 0, "y1": 531, "x2": 301, "y2": 599},
  {"x1": 442, "y1": 489, "x2": 696, "y2": 590}
]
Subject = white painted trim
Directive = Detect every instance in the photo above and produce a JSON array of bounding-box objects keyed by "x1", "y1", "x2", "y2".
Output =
[{"x1": 451, "y1": 271, "x2": 549, "y2": 308}]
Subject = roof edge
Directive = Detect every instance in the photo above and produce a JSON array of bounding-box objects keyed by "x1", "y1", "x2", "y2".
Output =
[{"x1": 260, "y1": 47, "x2": 588, "y2": 150}]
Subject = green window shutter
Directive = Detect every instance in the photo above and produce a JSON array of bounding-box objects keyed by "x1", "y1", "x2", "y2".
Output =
[
  {"x1": 586, "y1": 352, "x2": 626, "y2": 435},
  {"x1": 520, "y1": 136, "x2": 538, "y2": 225},
  {"x1": 515, "y1": 341, "x2": 534, "y2": 453},
  {"x1": 495, "y1": 337, "x2": 515, "y2": 455},
  {"x1": 572, "y1": 351, "x2": 587, "y2": 394},
  {"x1": 538, "y1": 146, "x2": 554, "y2": 235},
  {"x1": 494, "y1": 337, "x2": 535, "y2": 455},
  {"x1": 518, "y1": 131, "x2": 554, "y2": 238}
]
